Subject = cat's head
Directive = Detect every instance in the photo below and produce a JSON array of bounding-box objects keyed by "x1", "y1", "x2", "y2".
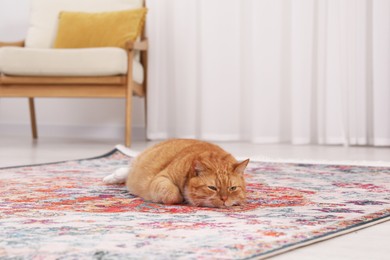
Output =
[{"x1": 184, "y1": 158, "x2": 249, "y2": 208}]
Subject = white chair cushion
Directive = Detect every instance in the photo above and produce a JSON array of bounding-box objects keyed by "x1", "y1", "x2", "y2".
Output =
[
  {"x1": 26, "y1": 0, "x2": 143, "y2": 48},
  {"x1": 0, "y1": 47, "x2": 144, "y2": 84}
]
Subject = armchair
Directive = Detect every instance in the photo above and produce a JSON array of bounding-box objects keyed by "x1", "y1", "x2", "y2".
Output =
[{"x1": 0, "y1": 0, "x2": 148, "y2": 147}]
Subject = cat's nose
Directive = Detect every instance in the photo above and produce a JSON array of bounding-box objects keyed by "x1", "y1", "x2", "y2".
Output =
[{"x1": 221, "y1": 195, "x2": 228, "y2": 201}]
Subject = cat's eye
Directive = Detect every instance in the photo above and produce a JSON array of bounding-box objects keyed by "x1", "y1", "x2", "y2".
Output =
[
  {"x1": 208, "y1": 186, "x2": 218, "y2": 191},
  {"x1": 229, "y1": 186, "x2": 237, "y2": 191}
]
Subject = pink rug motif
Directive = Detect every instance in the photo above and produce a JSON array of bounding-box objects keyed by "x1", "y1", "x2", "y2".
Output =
[{"x1": 0, "y1": 148, "x2": 389, "y2": 259}]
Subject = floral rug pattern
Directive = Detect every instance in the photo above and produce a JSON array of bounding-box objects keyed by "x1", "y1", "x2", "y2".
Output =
[{"x1": 0, "y1": 149, "x2": 389, "y2": 259}]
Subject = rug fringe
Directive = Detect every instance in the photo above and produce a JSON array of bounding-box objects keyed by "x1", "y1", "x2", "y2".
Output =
[{"x1": 115, "y1": 144, "x2": 140, "y2": 157}]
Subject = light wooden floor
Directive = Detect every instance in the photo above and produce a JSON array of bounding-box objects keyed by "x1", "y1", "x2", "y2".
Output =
[{"x1": 1, "y1": 135, "x2": 389, "y2": 259}]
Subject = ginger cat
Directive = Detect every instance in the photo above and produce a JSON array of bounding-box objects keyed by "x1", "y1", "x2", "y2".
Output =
[{"x1": 126, "y1": 139, "x2": 249, "y2": 208}]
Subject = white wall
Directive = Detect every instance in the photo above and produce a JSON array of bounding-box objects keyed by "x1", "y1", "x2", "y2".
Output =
[{"x1": 0, "y1": 0, "x2": 145, "y2": 140}]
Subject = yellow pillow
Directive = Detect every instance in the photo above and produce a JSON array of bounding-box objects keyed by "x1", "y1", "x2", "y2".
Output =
[{"x1": 54, "y1": 8, "x2": 147, "y2": 49}]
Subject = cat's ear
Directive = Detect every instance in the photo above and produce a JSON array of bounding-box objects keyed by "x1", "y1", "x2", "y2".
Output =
[
  {"x1": 234, "y1": 159, "x2": 250, "y2": 175},
  {"x1": 193, "y1": 160, "x2": 206, "y2": 176}
]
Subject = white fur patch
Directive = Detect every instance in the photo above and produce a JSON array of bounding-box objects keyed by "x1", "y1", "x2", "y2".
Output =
[{"x1": 102, "y1": 167, "x2": 129, "y2": 184}]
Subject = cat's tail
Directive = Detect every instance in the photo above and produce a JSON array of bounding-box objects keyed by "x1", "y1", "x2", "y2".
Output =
[{"x1": 102, "y1": 167, "x2": 129, "y2": 184}]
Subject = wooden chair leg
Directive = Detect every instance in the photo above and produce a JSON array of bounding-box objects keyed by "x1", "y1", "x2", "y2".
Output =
[
  {"x1": 125, "y1": 92, "x2": 133, "y2": 147},
  {"x1": 144, "y1": 93, "x2": 149, "y2": 141},
  {"x1": 141, "y1": 44, "x2": 148, "y2": 141},
  {"x1": 125, "y1": 50, "x2": 134, "y2": 147},
  {"x1": 28, "y1": 98, "x2": 38, "y2": 139}
]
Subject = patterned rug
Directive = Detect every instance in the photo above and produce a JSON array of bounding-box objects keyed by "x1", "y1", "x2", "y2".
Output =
[{"x1": 1, "y1": 146, "x2": 389, "y2": 259}]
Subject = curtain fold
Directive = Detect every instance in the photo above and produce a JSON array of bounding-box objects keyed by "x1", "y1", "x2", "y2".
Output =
[{"x1": 146, "y1": 0, "x2": 390, "y2": 146}]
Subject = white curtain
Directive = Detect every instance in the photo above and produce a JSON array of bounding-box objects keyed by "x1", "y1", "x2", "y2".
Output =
[{"x1": 145, "y1": 0, "x2": 390, "y2": 146}]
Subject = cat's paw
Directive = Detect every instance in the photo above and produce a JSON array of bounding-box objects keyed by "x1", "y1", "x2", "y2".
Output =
[
  {"x1": 103, "y1": 167, "x2": 129, "y2": 184},
  {"x1": 161, "y1": 193, "x2": 184, "y2": 205}
]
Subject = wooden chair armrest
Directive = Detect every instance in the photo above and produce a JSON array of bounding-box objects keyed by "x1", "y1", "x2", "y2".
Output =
[
  {"x1": 125, "y1": 39, "x2": 148, "y2": 51},
  {"x1": 134, "y1": 39, "x2": 148, "y2": 51},
  {"x1": 0, "y1": 40, "x2": 25, "y2": 47}
]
